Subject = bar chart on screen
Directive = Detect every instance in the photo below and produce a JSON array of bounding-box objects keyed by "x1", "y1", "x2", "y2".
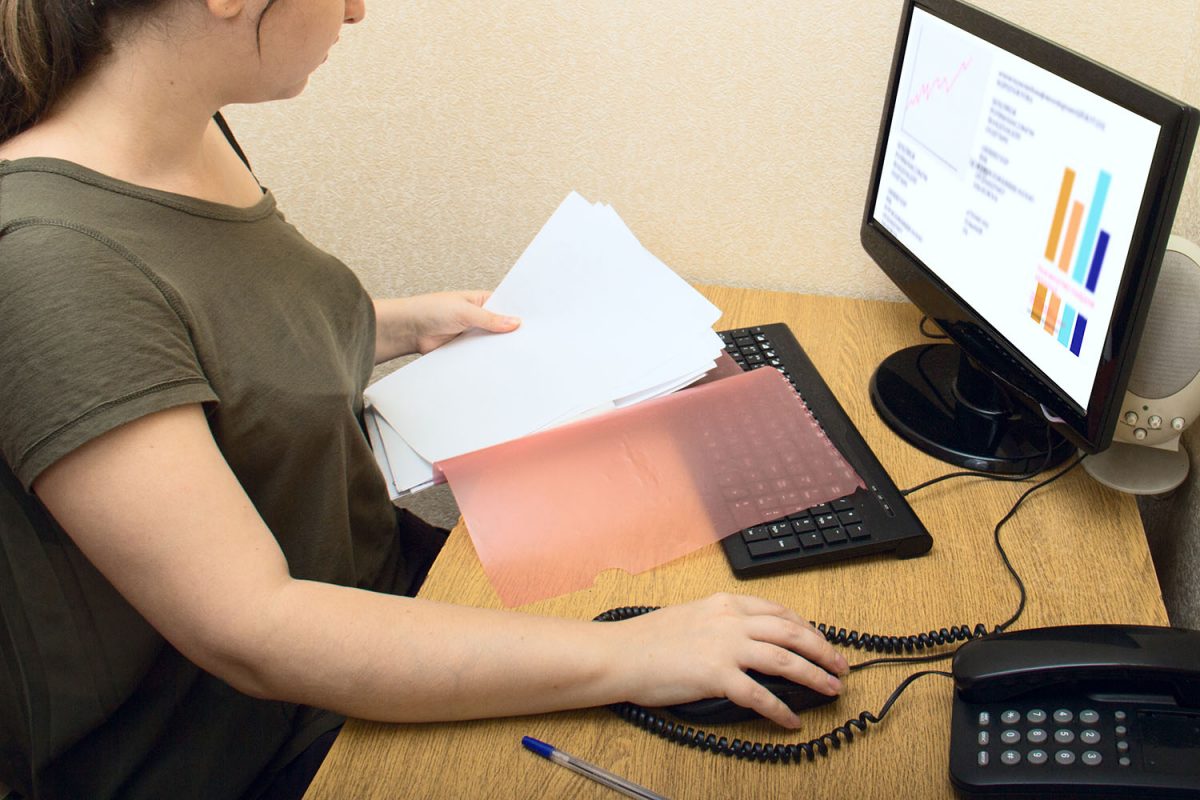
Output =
[{"x1": 1029, "y1": 166, "x2": 1113, "y2": 357}]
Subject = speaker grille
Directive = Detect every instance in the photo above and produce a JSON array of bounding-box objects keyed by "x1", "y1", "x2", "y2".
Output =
[{"x1": 1127, "y1": 247, "x2": 1200, "y2": 399}]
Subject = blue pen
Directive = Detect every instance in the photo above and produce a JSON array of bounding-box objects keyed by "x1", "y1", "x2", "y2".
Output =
[{"x1": 521, "y1": 736, "x2": 670, "y2": 800}]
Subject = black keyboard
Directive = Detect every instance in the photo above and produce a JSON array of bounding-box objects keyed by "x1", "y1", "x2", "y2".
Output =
[{"x1": 718, "y1": 323, "x2": 932, "y2": 577}]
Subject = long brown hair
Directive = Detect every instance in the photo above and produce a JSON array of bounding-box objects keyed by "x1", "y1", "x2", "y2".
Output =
[{"x1": 0, "y1": 0, "x2": 280, "y2": 143}]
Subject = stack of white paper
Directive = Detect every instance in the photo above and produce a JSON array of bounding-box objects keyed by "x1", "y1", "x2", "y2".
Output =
[{"x1": 364, "y1": 191, "x2": 724, "y2": 498}]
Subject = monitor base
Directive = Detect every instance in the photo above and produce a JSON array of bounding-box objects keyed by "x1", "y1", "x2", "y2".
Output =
[{"x1": 870, "y1": 343, "x2": 1075, "y2": 474}]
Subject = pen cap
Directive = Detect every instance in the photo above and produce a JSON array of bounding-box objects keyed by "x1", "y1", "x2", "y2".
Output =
[{"x1": 521, "y1": 736, "x2": 554, "y2": 758}]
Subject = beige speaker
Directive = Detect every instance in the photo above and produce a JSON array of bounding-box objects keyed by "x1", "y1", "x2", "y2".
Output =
[{"x1": 1085, "y1": 235, "x2": 1200, "y2": 495}]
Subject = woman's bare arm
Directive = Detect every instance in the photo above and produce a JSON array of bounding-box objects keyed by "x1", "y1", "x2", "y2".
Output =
[{"x1": 34, "y1": 404, "x2": 846, "y2": 727}]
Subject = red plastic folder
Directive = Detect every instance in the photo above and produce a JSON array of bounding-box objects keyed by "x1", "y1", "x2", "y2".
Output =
[{"x1": 438, "y1": 366, "x2": 864, "y2": 607}]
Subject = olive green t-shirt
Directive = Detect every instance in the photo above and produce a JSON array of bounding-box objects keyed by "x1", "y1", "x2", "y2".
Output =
[{"x1": 0, "y1": 159, "x2": 405, "y2": 799}]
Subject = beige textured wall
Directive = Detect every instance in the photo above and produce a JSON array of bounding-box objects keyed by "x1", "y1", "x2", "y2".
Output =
[{"x1": 225, "y1": 1, "x2": 1200, "y2": 304}]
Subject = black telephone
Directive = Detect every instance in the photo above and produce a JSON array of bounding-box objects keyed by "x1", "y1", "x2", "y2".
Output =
[{"x1": 949, "y1": 624, "x2": 1200, "y2": 798}]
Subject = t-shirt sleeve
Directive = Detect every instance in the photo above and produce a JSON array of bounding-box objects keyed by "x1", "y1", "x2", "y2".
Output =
[{"x1": 0, "y1": 223, "x2": 218, "y2": 489}]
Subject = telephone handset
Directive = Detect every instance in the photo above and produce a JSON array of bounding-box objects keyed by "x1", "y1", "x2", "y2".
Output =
[{"x1": 949, "y1": 624, "x2": 1200, "y2": 798}]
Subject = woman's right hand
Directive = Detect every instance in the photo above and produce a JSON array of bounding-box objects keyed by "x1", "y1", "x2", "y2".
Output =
[{"x1": 602, "y1": 593, "x2": 848, "y2": 728}]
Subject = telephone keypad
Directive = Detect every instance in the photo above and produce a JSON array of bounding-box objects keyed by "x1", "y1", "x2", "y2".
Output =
[
  {"x1": 971, "y1": 705, "x2": 1119, "y2": 769},
  {"x1": 953, "y1": 698, "x2": 1146, "y2": 793}
]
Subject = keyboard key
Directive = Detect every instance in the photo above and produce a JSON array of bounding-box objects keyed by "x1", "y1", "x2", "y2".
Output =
[
  {"x1": 814, "y1": 513, "x2": 839, "y2": 529},
  {"x1": 821, "y1": 527, "x2": 848, "y2": 544},
  {"x1": 791, "y1": 517, "x2": 816, "y2": 534},
  {"x1": 837, "y1": 510, "x2": 861, "y2": 525},
  {"x1": 748, "y1": 535, "x2": 800, "y2": 557},
  {"x1": 845, "y1": 523, "x2": 869, "y2": 540},
  {"x1": 831, "y1": 497, "x2": 854, "y2": 511},
  {"x1": 798, "y1": 532, "x2": 823, "y2": 549},
  {"x1": 742, "y1": 526, "x2": 770, "y2": 543}
]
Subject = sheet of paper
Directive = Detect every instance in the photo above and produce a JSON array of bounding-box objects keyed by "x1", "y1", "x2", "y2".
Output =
[
  {"x1": 365, "y1": 192, "x2": 722, "y2": 467},
  {"x1": 364, "y1": 406, "x2": 439, "y2": 498},
  {"x1": 438, "y1": 367, "x2": 865, "y2": 607}
]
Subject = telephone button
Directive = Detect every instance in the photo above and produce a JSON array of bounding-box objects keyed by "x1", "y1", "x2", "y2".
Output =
[
  {"x1": 1114, "y1": 710, "x2": 1128, "y2": 722},
  {"x1": 1079, "y1": 729, "x2": 1101, "y2": 745},
  {"x1": 1026, "y1": 728, "x2": 1047, "y2": 744},
  {"x1": 1000, "y1": 750, "x2": 1021, "y2": 766},
  {"x1": 1052, "y1": 709, "x2": 1073, "y2": 724},
  {"x1": 1054, "y1": 750, "x2": 1075, "y2": 765},
  {"x1": 1027, "y1": 749, "x2": 1048, "y2": 765},
  {"x1": 1053, "y1": 729, "x2": 1075, "y2": 744},
  {"x1": 978, "y1": 712, "x2": 991, "y2": 727},
  {"x1": 1115, "y1": 725, "x2": 1128, "y2": 737},
  {"x1": 1082, "y1": 751, "x2": 1102, "y2": 767},
  {"x1": 1116, "y1": 740, "x2": 1130, "y2": 753},
  {"x1": 1119, "y1": 756, "x2": 1131, "y2": 767},
  {"x1": 1001, "y1": 710, "x2": 1020, "y2": 725},
  {"x1": 977, "y1": 751, "x2": 989, "y2": 767},
  {"x1": 1026, "y1": 709, "x2": 1047, "y2": 724},
  {"x1": 977, "y1": 731, "x2": 989, "y2": 746},
  {"x1": 1079, "y1": 709, "x2": 1099, "y2": 724},
  {"x1": 1000, "y1": 729, "x2": 1020, "y2": 745}
]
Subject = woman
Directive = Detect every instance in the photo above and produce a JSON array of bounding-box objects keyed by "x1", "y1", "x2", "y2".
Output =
[{"x1": 0, "y1": 1, "x2": 847, "y2": 797}]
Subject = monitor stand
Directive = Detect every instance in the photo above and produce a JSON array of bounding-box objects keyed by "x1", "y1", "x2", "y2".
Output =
[{"x1": 869, "y1": 343, "x2": 1076, "y2": 474}]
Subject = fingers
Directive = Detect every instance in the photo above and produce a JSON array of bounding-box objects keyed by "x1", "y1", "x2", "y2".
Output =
[
  {"x1": 745, "y1": 613, "x2": 848, "y2": 678},
  {"x1": 699, "y1": 593, "x2": 849, "y2": 728},
  {"x1": 475, "y1": 308, "x2": 521, "y2": 333},
  {"x1": 724, "y1": 672, "x2": 804, "y2": 729},
  {"x1": 453, "y1": 292, "x2": 520, "y2": 334},
  {"x1": 704, "y1": 592, "x2": 846, "y2": 676}
]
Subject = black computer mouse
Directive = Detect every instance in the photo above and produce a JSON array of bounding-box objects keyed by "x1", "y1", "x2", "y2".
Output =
[{"x1": 663, "y1": 670, "x2": 839, "y2": 725}]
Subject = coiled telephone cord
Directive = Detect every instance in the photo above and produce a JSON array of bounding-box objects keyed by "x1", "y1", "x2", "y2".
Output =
[
  {"x1": 609, "y1": 669, "x2": 950, "y2": 764},
  {"x1": 596, "y1": 607, "x2": 957, "y2": 763},
  {"x1": 594, "y1": 451, "x2": 1086, "y2": 761},
  {"x1": 815, "y1": 621, "x2": 994, "y2": 655}
]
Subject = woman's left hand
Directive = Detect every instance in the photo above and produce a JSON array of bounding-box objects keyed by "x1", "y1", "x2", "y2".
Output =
[{"x1": 373, "y1": 291, "x2": 520, "y2": 363}]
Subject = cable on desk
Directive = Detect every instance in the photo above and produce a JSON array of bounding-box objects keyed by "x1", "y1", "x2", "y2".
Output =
[
  {"x1": 991, "y1": 452, "x2": 1085, "y2": 633},
  {"x1": 899, "y1": 423, "x2": 1060, "y2": 497},
  {"x1": 595, "y1": 451, "x2": 1088, "y2": 760},
  {"x1": 607, "y1": 668, "x2": 952, "y2": 763},
  {"x1": 822, "y1": 451, "x2": 1087, "y2": 669},
  {"x1": 918, "y1": 316, "x2": 950, "y2": 340}
]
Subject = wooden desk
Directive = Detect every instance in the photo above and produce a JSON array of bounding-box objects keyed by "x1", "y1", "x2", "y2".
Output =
[{"x1": 306, "y1": 287, "x2": 1165, "y2": 800}]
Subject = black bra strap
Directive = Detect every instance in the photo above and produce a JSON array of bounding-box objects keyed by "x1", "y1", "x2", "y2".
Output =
[{"x1": 213, "y1": 111, "x2": 252, "y2": 171}]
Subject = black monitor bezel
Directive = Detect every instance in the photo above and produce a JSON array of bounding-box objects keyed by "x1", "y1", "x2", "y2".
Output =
[{"x1": 860, "y1": 0, "x2": 1198, "y2": 452}]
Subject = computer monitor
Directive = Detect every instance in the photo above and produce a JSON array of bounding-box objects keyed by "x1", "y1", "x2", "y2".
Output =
[{"x1": 861, "y1": 0, "x2": 1198, "y2": 473}]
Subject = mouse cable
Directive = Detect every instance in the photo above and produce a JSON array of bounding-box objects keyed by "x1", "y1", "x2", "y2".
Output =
[
  {"x1": 817, "y1": 451, "x2": 1086, "y2": 668},
  {"x1": 607, "y1": 668, "x2": 953, "y2": 764}
]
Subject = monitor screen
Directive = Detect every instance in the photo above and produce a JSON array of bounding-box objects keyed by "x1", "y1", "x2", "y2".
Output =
[{"x1": 861, "y1": 0, "x2": 1198, "y2": 472}]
